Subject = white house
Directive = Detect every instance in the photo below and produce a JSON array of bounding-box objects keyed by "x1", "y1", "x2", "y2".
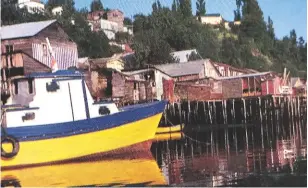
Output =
[
  {"x1": 123, "y1": 26, "x2": 133, "y2": 35},
  {"x1": 18, "y1": 0, "x2": 45, "y2": 13},
  {"x1": 100, "y1": 19, "x2": 119, "y2": 40},
  {"x1": 199, "y1": 14, "x2": 223, "y2": 25},
  {"x1": 170, "y1": 49, "x2": 198, "y2": 63},
  {"x1": 51, "y1": 6, "x2": 63, "y2": 15}
]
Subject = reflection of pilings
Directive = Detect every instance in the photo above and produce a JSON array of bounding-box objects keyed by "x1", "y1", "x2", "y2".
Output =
[
  {"x1": 231, "y1": 99, "x2": 238, "y2": 154},
  {"x1": 243, "y1": 98, "x2": 249, "y2": 150},
  {"x1": 264, "y1": 98, "x2": 270, "y2": 145},
  {"x1": 258, "y1": 97, "x2": 264, "y2": 149}
]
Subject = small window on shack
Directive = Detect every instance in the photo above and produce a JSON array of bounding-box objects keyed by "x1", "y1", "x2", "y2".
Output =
[
  {"x1": 42, "y1": 44, "x2": 48, "y2": 56},
  {"x1": 134, "y1": 82, "x2": 139, "y2": 90},
  {"x1": 13, "y1": 80, "x2": 18, "y2": 95},
  {"x1": 5, "y1": 45, "x2": 13, "y2": 53}
]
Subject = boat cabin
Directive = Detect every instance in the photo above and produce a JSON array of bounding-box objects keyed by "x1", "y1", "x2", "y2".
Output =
[{"x1": 2, "y1": 70, "x2": 119, "y2": 128}]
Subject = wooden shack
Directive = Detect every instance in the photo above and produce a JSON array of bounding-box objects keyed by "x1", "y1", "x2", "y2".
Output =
[
  {"x1": 111, "y1": 70, "x2": 154, "y2": 103},
  {"x1": 1, "y1": 19, "x2": 78, "y2": 70},
  {"x1": 220, "y1": 72, "x2": 280, "y2": 98},
  {"x1": 1, "y1": 51, "x2": 51, "y2": 103}
]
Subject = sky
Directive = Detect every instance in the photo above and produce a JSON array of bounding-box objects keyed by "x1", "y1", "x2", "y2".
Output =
[{"x1": 72, "y1": 0, "x2": 307, "y2": 41}]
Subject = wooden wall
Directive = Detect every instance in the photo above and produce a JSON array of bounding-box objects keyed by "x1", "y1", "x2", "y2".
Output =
[
  {"x1": 1, "y1": 22, "x2": 78, "y2": 70},
  {"x1": 221, "y1": 78, "x2": 243, "y2": 98},
  {"x1": 112, "y1": 71, "x2": 126, "y2": 98}
]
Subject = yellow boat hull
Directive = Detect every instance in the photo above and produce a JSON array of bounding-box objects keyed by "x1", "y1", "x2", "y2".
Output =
[
  {"x1": 156, "y1": 124, "x2": 184, "y2": 134},
  {"x1": 2, "y1": 113, "x2": 163, "y2": 169},
  {"x1": 154, "y1": 132, "x2": 183, "y2": 142},
  {"x1": 1, "y1": 151, "x2": 167, "y2": 187}
]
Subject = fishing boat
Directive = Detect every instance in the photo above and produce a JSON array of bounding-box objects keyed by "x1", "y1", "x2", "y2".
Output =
[
  {"x1": 1, "y1": 69, "x2": 167, "y2": 169},
  {"x1": 1, "y1": 151, "x2": 167, "y2": 187}
]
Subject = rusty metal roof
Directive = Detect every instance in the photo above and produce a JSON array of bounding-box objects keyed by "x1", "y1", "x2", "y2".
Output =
[
  {"x1": 1, "y1": 20, "x2": 57, "y2": 40},
  {"x1": 154, "y1": 60, "x2": 206, "y2": 77}
]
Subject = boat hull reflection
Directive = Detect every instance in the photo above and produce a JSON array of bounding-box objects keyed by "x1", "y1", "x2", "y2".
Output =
[{"x1": 1, "y1": 151, "x2": 167, "y2": 187}]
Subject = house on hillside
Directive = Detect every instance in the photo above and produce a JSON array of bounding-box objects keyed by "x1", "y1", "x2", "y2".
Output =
[
  {"x1": 1, "y1": 19, "x2": 78, "y2": 70},
  {"x1": 198, "y1": 13, "x2": 241, "y2": 30},
  {"x1": 18, "y1": 0, "x2": 44, "y2": 13},
  {"x1": 87, "y1": 9, "x2": 130, "y2": 40},
  {"x1": 107, "y1": 9, "x2": 124, "y2": 31},
  {"x1": 198, "y1": 14, "x2": 224, "y2": 25},
  {"x1": 51, "y1": 6, "x2": 63, "y2": 15},
  {"x1": 170, "y1": 49, "x2": 198, "y2": 63}
]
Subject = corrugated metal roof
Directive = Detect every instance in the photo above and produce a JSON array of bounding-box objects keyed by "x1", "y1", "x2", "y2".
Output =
[
  {"x1": 154, "y1": 60, "x2": 205, "y2": 77},
  {"x1": 217, "y1": 72, "x2": 273, "y2": 80},
  {"x1": 170, "y1": 49, "x2": 198, "y2": 63},
  {"x1": 1, "y1": 19, "x2": 57, "y2": 40}
]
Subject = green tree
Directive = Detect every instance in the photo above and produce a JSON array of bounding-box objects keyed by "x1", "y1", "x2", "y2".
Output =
[
  {"x1": 46, "y1": 0, "x2": 68, "y2": 8},
  {"x1": 240, "y1": 0, "x2": 267, "y2": 42},
  {"x1": 115, "y1": 32, "x2": 132, "y2": 43},
  {"x1": 179, "y1": 0, "x2": 192, "y2": 18},
  {"x1": 267, "y1": 16, "x2": 275, "y2": 40},
  {"x1": 196, "y1": 0, "x2": 206, "y2": 17},
  {"x1": 90, "y1": 0, "x2": 103, "y2": 12},
  {"x1": 188, "y1": 51, "x2": 201, "y2": 61},
  {"x1": 171, "y1": 0, "x2": 177, "y2": 12},
  {"x1": 124, "y1": 17, "x2": 132, "y2": 25},
  {"x1": 233, "y1": 0, "x2": 242, "y2": 21}
]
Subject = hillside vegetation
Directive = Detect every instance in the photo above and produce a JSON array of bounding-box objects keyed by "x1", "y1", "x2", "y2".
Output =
[{"x1": 1, "y1": 0, "x2": 306, "y2": 77}]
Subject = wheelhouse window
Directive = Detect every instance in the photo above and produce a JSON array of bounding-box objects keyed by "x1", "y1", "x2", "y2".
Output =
[
  {"x1": 28, "y1": 79, "x2": 34, "y2": 94},
  {"x1": 13, "y1": 80, "x2": 18, "y2": 95}
]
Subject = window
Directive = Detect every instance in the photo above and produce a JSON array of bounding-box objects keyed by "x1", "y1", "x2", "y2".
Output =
[
  {"x1": 5, "y1": 45, "x2": 13, "y2": 53},
  {"x1": 28, "y1": 79, "x2": 34, "y2": 94},
  {"x1": 14, "y1": 80, "x2": 18, "y2": 95},
  {"x1": 134, "y1": 82, "x2": 137, "y2": 90},
  {"x1": 42, "y1": 44, "x2": 47, "y2": 56}
]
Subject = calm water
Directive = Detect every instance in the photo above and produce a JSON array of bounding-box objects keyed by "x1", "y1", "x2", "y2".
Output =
[{"x1": 1, "y1": 127, "x2": 307, "y2": 187}]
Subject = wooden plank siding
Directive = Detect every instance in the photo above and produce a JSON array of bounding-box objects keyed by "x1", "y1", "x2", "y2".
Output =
[
  {"x1": 1, "y1": 22, "x2": 78, "y2": 70},
  {"x1": 32, "y1": 43, "x2": 78, "y2": 70}
]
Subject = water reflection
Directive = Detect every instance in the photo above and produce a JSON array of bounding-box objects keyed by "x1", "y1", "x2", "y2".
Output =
[
  {"x1": 152, "y1": 128, "x2": 307, "y2": 187},
  {"x1": 1, "y1": 151, "x2": 166, "y2": 187},
  {"x1": 1, "y1": 125, "x2": 306, "y2": 187}
]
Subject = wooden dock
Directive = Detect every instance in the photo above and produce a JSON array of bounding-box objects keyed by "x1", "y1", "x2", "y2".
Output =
[{"x1": 161, "y1": 95, "x2": 307, "y2": 148}]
